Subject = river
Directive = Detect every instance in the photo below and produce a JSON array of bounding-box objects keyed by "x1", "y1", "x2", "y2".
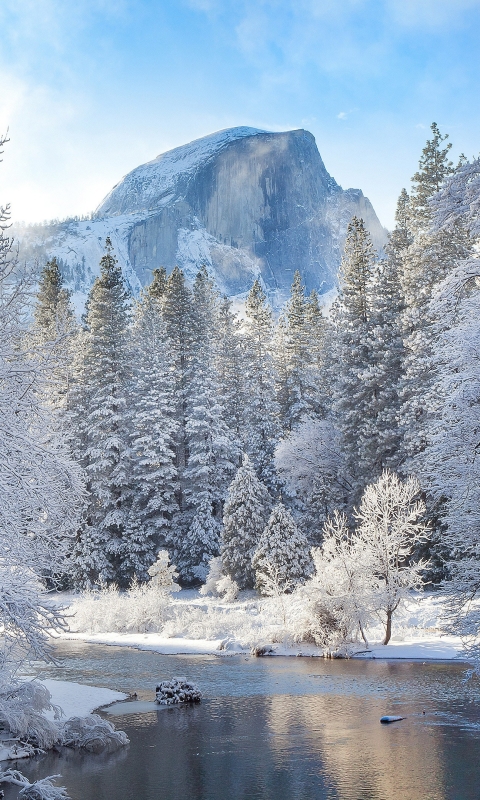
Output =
[{"x1": 6, "y1": 640, "x2": 480, "y2": 800}]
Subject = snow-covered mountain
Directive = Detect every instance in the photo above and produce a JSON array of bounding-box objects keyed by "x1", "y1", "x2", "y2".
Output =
[{"x1": 14, "y1": 127, "x2": 387, "y2": 310}]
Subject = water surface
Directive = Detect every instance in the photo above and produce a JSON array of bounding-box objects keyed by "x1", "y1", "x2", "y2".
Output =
[{"x1": 7, "y1": 641, "x2": 480, "y2": 800}]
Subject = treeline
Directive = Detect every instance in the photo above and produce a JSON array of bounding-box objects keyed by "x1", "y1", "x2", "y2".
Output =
[{"x1": 34, "y1": 123, "x2": 480, "y2": 603}]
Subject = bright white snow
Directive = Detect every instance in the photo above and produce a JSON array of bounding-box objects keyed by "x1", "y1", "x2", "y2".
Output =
[{"x1": 39, "y1": 681, "x2": 127, "y2": 721}]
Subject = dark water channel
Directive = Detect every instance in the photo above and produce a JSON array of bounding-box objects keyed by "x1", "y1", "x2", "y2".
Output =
[{"x1": 7, "y1": 641, "x2": 480, "y2": 800}]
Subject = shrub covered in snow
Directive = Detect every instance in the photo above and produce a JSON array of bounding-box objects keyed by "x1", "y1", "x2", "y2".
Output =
[
  {"x1": 0, "y1": 769, "x2": 70, "y2": 800},
  {"x1": 0, "y1": 680, "x2": 62, "y2": 749},
  {"x1": 147, "y1": 550, "x2": 179, "y2": 591},
  {"x1": 61, "y1": 714, "x2": 129, "y2": 753},
  {"x1": 71, "y1": 554, "x2": 179, "y2": 634},
  {"x1": 200, "y1": 557, "x2": 239, "y2": 601},
  {"x1": 155, "y1": 678, "x2": 202, "y2": 705}
]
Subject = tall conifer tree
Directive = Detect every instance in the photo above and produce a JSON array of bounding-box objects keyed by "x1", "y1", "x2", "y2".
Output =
[
  {"x1": 127, "y1": 284, "x2": 179, "y2": 580},
  {"x1": 242, "y1": 279, "x2": 280, "y2": 489},
  {"x1": 71, "y1": 238, "x2": 132, "y2": 588},
  {"x1": 331, "y1": 217, "x2": 376, "y2": 500}
]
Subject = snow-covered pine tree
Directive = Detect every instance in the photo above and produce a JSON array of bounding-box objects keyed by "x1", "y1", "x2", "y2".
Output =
[
  {"x1": 305, "y1": 288, "x2": 329, "y2": 418},
  {"x1": 221, "y1": 454, "x2": 272, "y2": 589},
  {"x1": 32, "y1": 258, "x2": 77, "y2": 416},
  {"x1": 363, "y1": 254, "x2": 404, "y2": 472},
  {"x1": 177, "y1": 497, "x2": 221, "y2": 584},
  {"x1": 34, "y1": 257, "x2": 75, "y2": 341},
  {"x1": 71, "y1": 238, "x2": 133, "y2": 588},
  {"x1": 178, "y1": 266, "x2": 239, "y2": 582},
  {"x1": 126, "y1": 284, "x2": 179, "y2": 581},
  {"x1": 252, "y1": 501, "x2": 311, "y2": 594},
  {"x1": 147, "y1": 266, "x2": 168, "y2": 300},
  {"x1": 399, "y1": 126, "x2": 473, "y2": 470},
  {"x1": 242, "y1": 279, "x2": 280, "y2": 490},
  {"x1": 417, "y1": 155, "x2": 480, "y2": 655},
  {"x1": 409, "y1": 122, "x2": 454, "y2": 234},
  {"x1": 161, "y1": 265, "x2": 196, "y2": 531},
  {"x1": 275, "y1": 271, "x2": 325, "y2": 430},
  {"x1": 330, "y1": 217, "x2": 377, "y2": 501},
  {"x1": 215, "y1": 295, "x2": 245, "y2": 442},
  {"x1": 411, "y1": 159, "x2": 480, "y2": 581}
]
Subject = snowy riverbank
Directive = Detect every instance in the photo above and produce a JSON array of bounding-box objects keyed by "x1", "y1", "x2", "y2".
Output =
[
  {"x1": 57, "y1": 589, "x2": 469, "y2": 662},
  {"x1": 40, "y1": 681, "x2": 128, "y2": 720}
]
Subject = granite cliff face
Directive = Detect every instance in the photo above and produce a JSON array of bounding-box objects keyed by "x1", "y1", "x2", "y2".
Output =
[{"x1": 15, "y1": 127, "x2": 387, "y2": 308}]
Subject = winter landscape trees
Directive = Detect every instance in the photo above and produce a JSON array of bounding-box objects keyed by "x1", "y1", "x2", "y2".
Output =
[{"x1": 3, "y1": 120, "x2": 480, "y2": 675}]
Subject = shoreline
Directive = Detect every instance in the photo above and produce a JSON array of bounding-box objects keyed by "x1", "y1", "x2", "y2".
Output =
[{"x1": 57, "y1": 630, "x2": 468, "y2": 663}]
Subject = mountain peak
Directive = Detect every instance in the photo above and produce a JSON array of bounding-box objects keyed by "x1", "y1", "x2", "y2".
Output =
[{"x1": 96, "y1": 126, "x2": 269, "y2": 217}]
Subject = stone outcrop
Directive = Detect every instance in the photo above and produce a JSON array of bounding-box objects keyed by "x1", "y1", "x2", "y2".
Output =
[{"x1": 14, "y1": 127, "x2": 387, "y2": 308}]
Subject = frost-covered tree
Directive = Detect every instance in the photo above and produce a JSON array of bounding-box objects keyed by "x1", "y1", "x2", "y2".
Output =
[
  {"x1": 409, "y1": 122, "x2": 454, "y2": 234},
  {"x1": 331, "y1": 217, "x2": 377, "y2": 500},
  {"x1": 275, "y1": 272, "x2": 327, "y2": 430},
  {"x1": 0, "y1": 134, "x2": 83, "y2": 669},
  {"x1": 215, "y1": 296, "x2": 245, "y2": 441},
  {"x1": 355, "y1": 470, "x2": 428, "y2": 644},
  {"x1": 200, "y1": 556, "x2": 239, "y2": 601},
  {"x1": 252, "y1": 502, "x2": 311, "y2": 594},
  {"x1": 162, "y1": 266, "x2": 196, "y2": 528},
  {"x1": 32, "y1": 258, "x2": 77, "y2": 417},
  {"x1": 127, "y1": 285, "x2": 178, "y2": 580},
  {"x1": 275, "y1": 417, "x2": 352, "y2": 543},
  {"x1": 364, "y1": 255, "x2": 404, "y2": 472},
  {"x1": 147, "y1": 550, "x2": 179, "y2": 592},
  {"x1": 306, "y1": 511, "x2": 375, "y2": 648},
  {"x1": 177, "y1": 497, "x2": 221, "y2": 584},
  {"x1": 242, "y1": 280, "x2": 280, "y2": 489},
  {"x1": 71, "y1": 238, "x2": 132, "y2": 588},
  {"x1": 221, "y1": 454, "x2": 272, "y2": 589}
]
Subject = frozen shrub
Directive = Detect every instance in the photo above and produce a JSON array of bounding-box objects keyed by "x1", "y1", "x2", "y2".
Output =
[
  {"x1": 155, "y1": 678, "x2": 202, "y2": 705},
  {"x1": 61, "y1": 714, "x2": 129, "y2": 753},
  {"x1": 200, "y1": 557, "x2": 239, "y2": 601},
  {"x1": 0, "y1": 770, "x2": 70, "y2": 799},
  {"x1": 147, "y1": 550, "x2": 178, "y2": 591},
  {"x1": 0, "y1": 680, "x2": 62, "y2": 749}
]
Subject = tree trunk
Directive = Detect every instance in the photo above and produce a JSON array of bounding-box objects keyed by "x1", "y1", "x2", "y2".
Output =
[
  {"x1": 383, "y1": 609, "x2": 393, "y2": 645},
  {"x1": 359, "y1": 621, "x2": 369, "y2": 647}
]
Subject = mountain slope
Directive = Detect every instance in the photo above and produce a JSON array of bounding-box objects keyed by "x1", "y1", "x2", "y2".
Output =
[{"x1": 14, "y1": 127, "x2": 387, "y2": 309}]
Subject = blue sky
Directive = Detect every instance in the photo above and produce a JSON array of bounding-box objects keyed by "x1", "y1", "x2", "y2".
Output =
[{"x1": 1, "y1": 0, "x2": 479, "y2": 228}]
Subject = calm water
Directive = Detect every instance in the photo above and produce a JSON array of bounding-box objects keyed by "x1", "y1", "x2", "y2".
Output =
[{"x1": 7, "y1": 641, "x2": 480, "y2": 800}]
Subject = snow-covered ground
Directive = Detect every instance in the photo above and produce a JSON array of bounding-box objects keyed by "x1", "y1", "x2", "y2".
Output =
[
  {"x1": 40, "y1": 681, "x2": 127, "y2": 721},
  {"x1": 58, "y1": 589, "x2": 468, "y2": 663}
]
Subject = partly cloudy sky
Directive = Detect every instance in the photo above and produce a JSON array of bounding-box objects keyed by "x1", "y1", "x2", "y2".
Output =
[{"x1": 1, "y1": 0, "x2": 479, "y2": 227}]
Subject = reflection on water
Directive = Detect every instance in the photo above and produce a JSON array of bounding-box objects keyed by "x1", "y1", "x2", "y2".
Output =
[{"x1": 5, "y1": 641, "x2": 480, "y2": 800}]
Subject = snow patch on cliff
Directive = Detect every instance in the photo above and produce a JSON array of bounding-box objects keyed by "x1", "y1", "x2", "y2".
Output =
[{"x1": 97, "y1": 127, "x2": 267, "y2": 216}]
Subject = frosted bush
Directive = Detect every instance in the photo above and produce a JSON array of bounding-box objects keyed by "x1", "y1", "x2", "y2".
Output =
[
  {"x1": 71, "y1": 556, "x2": 178, "y2": 634},
  {"x1": 0, "y1": 769, "x2": 70, "y2": 799},
  {"x1": 147, "y1": 550, "x2": 178, "y2": 591},
  {"x1": 0, "y1": 680, "x2": 62, "y2": 749},
  {"x1": 155, "y1": 678, "x2": 202, "y2": 705},
  {"x1": 215, "y1": 575, "x2": 239, "y2": 602},
  {"x1": 61, "y1": 714, "x2": 129, "y2": 753},
  {"x1": 200, "y1": 557, "x2": 239, "y2": 601}
]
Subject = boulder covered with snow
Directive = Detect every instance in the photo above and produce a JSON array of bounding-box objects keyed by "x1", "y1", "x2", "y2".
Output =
[{"x1": 155, "y1": 678, "x2": 202, "y2": 705}]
